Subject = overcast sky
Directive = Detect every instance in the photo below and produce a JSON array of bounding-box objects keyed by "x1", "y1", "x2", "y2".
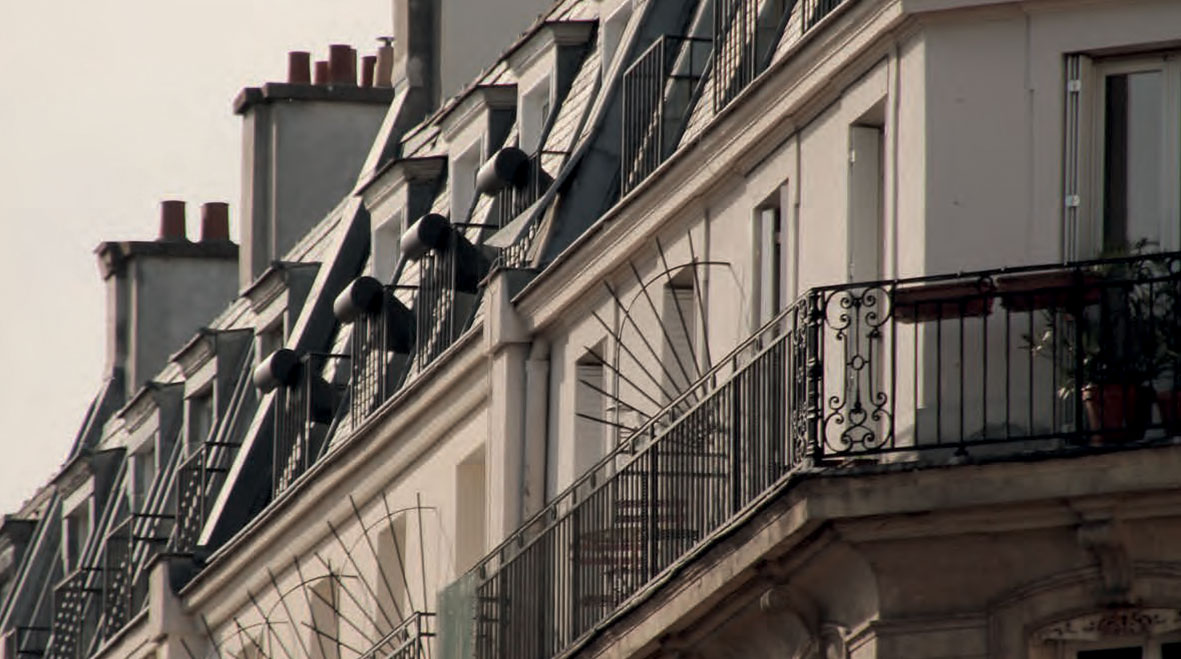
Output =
[{"x1": 0, "y1": 1, "x2": 390, "y2": 514}]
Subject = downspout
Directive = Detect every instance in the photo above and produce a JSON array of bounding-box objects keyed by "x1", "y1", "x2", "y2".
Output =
[{"x1": 521, "y1": 339, "x2": 551, "y2": 518}]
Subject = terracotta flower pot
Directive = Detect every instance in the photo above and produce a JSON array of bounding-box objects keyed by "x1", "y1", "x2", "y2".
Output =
[
  {"x1": 1156, "y1": 389, "x2": 1181, "y2": 435},
  {"x1": 1082, "y1": 383, "x2": 1152, "y2": 445}
]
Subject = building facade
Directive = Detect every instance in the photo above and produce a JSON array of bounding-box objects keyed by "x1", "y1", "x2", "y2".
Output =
[{"x1": 5, "y1": 0, "x2": 1181, "y2": 658}]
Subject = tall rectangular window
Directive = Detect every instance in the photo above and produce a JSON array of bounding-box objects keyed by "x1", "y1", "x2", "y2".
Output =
[
  {"x1": 373, "y1": 211, "x2": 403, "y2": 283},
  {"x1": 375, "y1": 517, "x2": 409, "y2": 627},
  {"x1": 754, "y1": 199, "x2": 783, "y2": 327},
  {"x1": 847, "y1": 123, "x2": 884, "y2": 282},
  {"x1": 455, "y1": 447, "x2": 486, "y2": 573},
  {"x1": 309, "y1": 579, "x2": 340, "y2": 659},
  {"x1": 1103, "y1": 70, "x2": 1165, "y2": 251},
  {"x1": 187, "y1": 390, "x2": 213, "y2": 453},
  {"x1": 520, "y1": 80, "x2": 552, "y2": 154},
  {"x1": 574, "y1": 353, "x2": 607, "y2": 470},
  {"x1": 1067, "y1": 53, "x2": 1181, "y2": 257},
  {"x1": 662, "y1": 279, "x2": 698, "y2": 396}
]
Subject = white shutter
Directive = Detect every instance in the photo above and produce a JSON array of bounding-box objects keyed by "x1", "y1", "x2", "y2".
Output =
[{"x1": 1063, "y1": 54, "x2": 1093, "y2": 259}]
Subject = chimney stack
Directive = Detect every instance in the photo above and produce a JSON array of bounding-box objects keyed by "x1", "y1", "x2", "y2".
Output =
[
  {"x1": 375, "y1": 37, "x2": 394, "y2": 88},
  {"x1": 328, "y1": 44, "x2": 356, "y2": 85},
  {"x1": 314, "y1": 60, "x2": 330, "y2": 85},
  {"x1": 201, "y1": 202, "x2": 230, "y2": 242},
  {"x1": 287, "y1": 51, "x2": 311, "y2": 84},
  {"x1": 361, "y1": 55, "x2": 377, "y2": 88},
  {"x1": 159, "y1": 200, "x2": 187, "y2": 241}
]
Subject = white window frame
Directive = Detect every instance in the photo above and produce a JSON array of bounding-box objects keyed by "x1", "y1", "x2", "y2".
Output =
[
  {"x1": 1070, "y1": 51, "x2": 1181, "y2": 257},
  {"x1": 373, "y1": 210, "x2": 403, "y2": 283},
  {"x1": 519, "y1": 78, "x2": 553, "y2": 155},
  {"x1": 450, "y1": 139, "x2": 484, "y2": 222}
]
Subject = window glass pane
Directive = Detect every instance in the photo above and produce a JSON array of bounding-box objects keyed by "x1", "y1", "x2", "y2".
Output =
[
  {"x1": 1078, "y1": 648, "x2": 1142, "y2": 659},
  {"x1": 1162, "y1": 641, "x2": 1181, "y2": 659},
  {"x1": 1104, "y1": 70, "x2": 1163, "y2": 251}
]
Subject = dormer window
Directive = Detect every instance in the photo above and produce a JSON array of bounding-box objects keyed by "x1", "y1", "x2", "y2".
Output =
[
  {"x1": 63, "y1": 500, "x2": 91, "y2": 571},
  {"x1": 519, "y1": 79, "x2": 552, "y2": 154},
  {"x1": 258, "y1": 323, "x2": 283, "y2": 365},
  {"x1": 451, "y1": 141, "x2": 483, "y2": 221},
  {"x1": 130, "y1": 442, "x2": 157, "y2": 512},
  {"x1": 187, "y1": 388, "x2": 214, "y2": 453},
  {"x1": 373, "y1": 211, "x2": 404, "y2": 282}
]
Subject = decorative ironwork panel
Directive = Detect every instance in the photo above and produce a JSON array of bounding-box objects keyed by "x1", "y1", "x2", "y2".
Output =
[
  {"x1": 48, "y1": 569, "x2": 98, "y2": 659},
  {"x1": 351, "y1": 307, "x2": 391, "y2": 421},
  {"x1": 415, "y1": 246, "x2": 458, "y2": 369},
  {"x1": 101, "y1": 521, "x2": 133, "y2": 640},
  {"x1": 174, "y1": 446, "x2": 208, "y2": 554}
]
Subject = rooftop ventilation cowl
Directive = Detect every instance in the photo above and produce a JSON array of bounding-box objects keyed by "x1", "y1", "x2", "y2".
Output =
[
  {"x1": 476, "y1": 147, "x2": 529, "y2": 196},
  {"x1": 399, "y1": 213, "x2": 451, "y2": 261},
  {"x1": 253, "y1": 348, "x2": 301, "y2": 393}
]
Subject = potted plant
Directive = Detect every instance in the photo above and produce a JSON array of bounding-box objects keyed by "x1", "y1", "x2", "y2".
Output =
[{"x1": 1025, "y1": 260, "x2": 1159, "y2": 445}]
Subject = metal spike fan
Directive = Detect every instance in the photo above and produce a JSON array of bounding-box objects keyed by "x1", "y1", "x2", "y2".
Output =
[
  {"x1": 182, "y1": 493, "x2": 437, "y2": 659},
  {"x1": 577, "y1": 233, "x2": 736, "y2": 445}
]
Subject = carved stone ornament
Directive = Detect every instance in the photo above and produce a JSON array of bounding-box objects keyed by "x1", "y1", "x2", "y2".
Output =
[{"x1": 1034, "y1": 608, "x2": 1181, "y2": 643}]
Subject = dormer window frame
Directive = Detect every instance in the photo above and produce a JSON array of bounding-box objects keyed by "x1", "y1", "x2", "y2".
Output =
[
  {"x1": 519, "y1": 76, "x2": 554, "y2": 155},
  {"x1": 451, "y1": 138, "x2": 485, "y2": 222},
  {"x1": 61, "y1": 482, "x2": 94, "y2": 573}
]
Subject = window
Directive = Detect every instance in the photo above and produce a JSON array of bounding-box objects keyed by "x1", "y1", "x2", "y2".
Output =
[
  {"x1": 64, "y1": 502, "x2": 91, "y2": 571},
  {"x1": 308, "y1": 579, "x2": 340, "y2": 659},
  {"x1": 258, "y1": 322, "x2": 283, "y2": 362},
  {"x1": 847, "y1": 120, "x2": 884, "y2": 282},
  {"x1": 131, "y1": 444, "x2": 157, "y2": 512},
  {"x1": 520, "y1": 80, "x2": 552, "y2": 154},
  {"x1": 1067, "y1": 52, "x2": 1181, "y2": 256},
  {"x1": 373, "y1": 212, "x2": 403, "y2": 283},
  {"x1": 455, "y1": 446, "x2": 486, "y2": 573},
  {"x1": 1070, "y1": 640, "x2": 1181, "y2": 658},
  {"x1": 187, "y1": 389, "x2": 213, "y2": 453},
  {"x1": 662, "y1": 276, "x2": 698, "y2": 396},
  {"x1": 451, "y1": 141, "x2": 483, "y2": 223},
  {"x1": 375, "y1": 518, "x2": 408, "y2": 629},
  {"x1": 754, "y1": 193, "x2": 784, "y2": 327},
  {"x1": 574, "y1": 351, "x2": 607, "y2": 469},
  {"x1": 1099, "y1": 59, "x2": 1177, "y2": 252}
]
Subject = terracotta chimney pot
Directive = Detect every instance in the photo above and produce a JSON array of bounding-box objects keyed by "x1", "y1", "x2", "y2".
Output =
[
  {"x1": 361, "y1": 55, "x2": 377, "y2": 88},
  {"x1": 287, "y1": 51, "x2": 311, "y2": 84},
  {"x1": 314, "y1": 60, "x2": 330, "y2": 85},
  {"x1": 159, "y1": 200, "x2": 187, "y2": 241},
  {"x1": 200, "y1": 202, "x2": 230, "y2": 242},
  {"x1": 328, "y1": 44, "x2": 356, "y2": 85}
]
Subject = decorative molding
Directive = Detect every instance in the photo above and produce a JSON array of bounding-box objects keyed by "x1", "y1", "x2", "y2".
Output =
[
  {"x1": 1034, "y1": 608, "x2": 1181, "y2": 642},
  {"x1": 1077, "y1": 519, "x2": 1134, "y2": 604}
]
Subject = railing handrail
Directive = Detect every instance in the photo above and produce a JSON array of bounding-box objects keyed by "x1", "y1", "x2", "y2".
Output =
[
  {"x1": 471, "y1": 250, "x2": 1181, "y2": 578},
  {"x1": 358, "y1": 610, "x2": 436, "y2": 659},
  {"x1": 472, "y1": 299, "x2": 800, "y2": 577}
]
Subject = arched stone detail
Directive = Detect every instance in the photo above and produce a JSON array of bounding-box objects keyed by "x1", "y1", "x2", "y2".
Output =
[{"x1": 989, "y1": 563, "x2": 1181, "y2": 658}]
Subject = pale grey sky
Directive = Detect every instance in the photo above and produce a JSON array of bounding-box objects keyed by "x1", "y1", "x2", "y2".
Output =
[{"x1": 0, "y1": 1, "x2": 390, "y2": 513}]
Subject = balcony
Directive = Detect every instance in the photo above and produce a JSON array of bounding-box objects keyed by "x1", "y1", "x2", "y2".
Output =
[
  {"x1": 621, "y1": 35, "x2": 711, "y2": 194},
  {"x1": 468, "y1": 251, "x2": 1181, "y2": 659}
]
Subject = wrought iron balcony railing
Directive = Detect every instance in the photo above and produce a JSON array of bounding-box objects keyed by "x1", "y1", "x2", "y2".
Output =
[
  {"x1": 492, "y1": 151, "x2": 558, "y2": 269},
  {"x1": 272, "y1": 353, "x2": 348, "y2": 497},
  {"x1": 621, "y1": 35, "x2": 712, "y2": 194},
  {"x1": 47, "y1": 568, "x2": 101, "y2": 659},
  {"x1": 359, "y1": 611, "x2": 436, "y2": 659},
  {"x1": 470, "y1": 251, "x2": 1181, "y2": 659}
]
